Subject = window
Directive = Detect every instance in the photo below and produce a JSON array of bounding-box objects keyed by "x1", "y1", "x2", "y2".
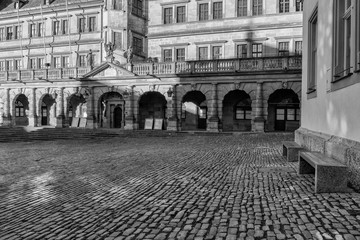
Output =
[
  {"x1": 279, "y1": 0, "x2": 289, "y2": 13},
  {"x1": 296, "y1": 0, "x2": 303, "y2": 12},
  {"x1": 38, "y1": 58, "x2": 44, "y2": 69},
  {"x1": 62, "y1": 20, "x2": 68, "y2": 34},
  {"x1": 14, "y1": 60, "x2": 21, "y2": 70},
  {"x1": 113, "y1": 32, "x2": 122, "y2": 50},
  {"x1": 0, "y1": 28, "x2": 4, "y2": 41},
  {"x1": 15, "y1": 101, "x2": 25, "y2": 117},
  {"x1": 78, "y1": 55, "x2": 86, "y2": 67},
  {"x1": 78, "y1": 18, "x2": 86, "y2": 33},
  {"x1": 62, "y1": 56, "x2": 70, "y2": 68},
  {"x1": 53, "y1": 21, "x2": 60, "y2": 35},
  {"x1": 212, "y1": 46, "x2": 222, "y2": 59},
  {"x1": 163, "y1": 49, "x2": 172, "y2": 62},
  {"x1": 164, "y1": 7, "x2": 173, "y2": 24},
  {"x1": 252, "y1": 0, "x2": 262, "y2": 16},
  {"x1": 213, "y1": 2, "x2": 223, "y2": 19},
  {"x1": 6, "y1": 27, "x2": 13, "y2": 40},
  {"x1": 132, "y1": 0, "x2": 143, "y2": 17},
  {"x1": 177, "y1": 6, "x2": 186, "y2": 23},
  {"x1": 30, "y1": 24, "x2": 36, "y2": 38},
  {"x1": 53, "y1": 56, "x2": 61, "y2": 68},
  {"x1": 199, "y1": 47, "x2": 208, "y2": 60},
  {"x1": 14, "y1": 25, "x2": 21, "y2": 39},
  {"x1": 235, "y1": 108, "x2": 252, "y2": 120},
  {"x1": 38, "y1": 23, "x2": 43, "y2": 37},
  {"x1": 176, "y1": 48, "x2": 185, "y2": 61},
  {"x1": 0, "y1": 61, "x2": 5, "y2": 71},
  {"x1": 88, "y1": 17, "x2": 96, "y2": 32},
  {"x1": 295, "y1": 41, "x2": 302, "y2": 55},
  {"x1": 133, "y1": 36, "x2": 143, "y2": 54},
  {"x1": 114, "y1": 0, "x2": 123, "y2": 10},
  {"x1": 199, "y1": 3, "x2": 209, "y2": 21},
  {"x1": 308, "y1": 8, "x2": 318, "y2": 92},
  {"x1": 238, "y1": 0, "x2": 247, "y2": 17},
  {"x1": 6, "y1": 60, "x2": 13, "y2": 71},
  {"x1": 30, "y1": 58, "x2": 36, "y2": 69},
  {"x1": 252, "y1": 43, "x2": 262, "y2": 57},
  {"x1": 278, "y1": 42, "x2": 289, "y2": 56},
  {"x1": 237, "y1": 44, "x2": 248, "y2": 58},
  {"x1": 286, "y1": 108, "x2": 300, "y2": 121}
]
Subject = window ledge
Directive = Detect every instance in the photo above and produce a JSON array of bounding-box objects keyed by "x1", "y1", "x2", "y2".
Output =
[
  {"x1": 306, "y1": 88, "x2": 316, "y2": 94},
  {"x1": 332, "y1": 72, "x2": 353, "y2": 83}
]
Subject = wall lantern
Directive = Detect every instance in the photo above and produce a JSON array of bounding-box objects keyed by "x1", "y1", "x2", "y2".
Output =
[{"x1": 167, "y1": 87, "x2": 173, "y2": 98}]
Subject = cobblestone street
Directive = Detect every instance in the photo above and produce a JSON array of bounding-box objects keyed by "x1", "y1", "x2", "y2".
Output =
[{"x1": 1, "y1": 133, "x2": 360, "y2": 240}]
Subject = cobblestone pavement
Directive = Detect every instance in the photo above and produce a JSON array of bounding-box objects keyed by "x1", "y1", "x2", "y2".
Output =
[{"x1": 1, "y1": 133, "x2": 360, "y2": 240}]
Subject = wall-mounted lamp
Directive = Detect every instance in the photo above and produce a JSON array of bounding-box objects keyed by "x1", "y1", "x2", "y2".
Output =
[{"x1": 167, "y1": 87, "x2": 173, "y2": 98}]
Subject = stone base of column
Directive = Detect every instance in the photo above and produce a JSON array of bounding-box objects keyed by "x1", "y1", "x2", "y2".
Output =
[
  {"x1": 124, "y1": 116, "x2": 135, "y2": 130},
  {"x1": 167, "y1": 118, "x2": 179, "y2": 131},
  {"x1": 253, "y1": 117, "x2": 265, "y2": 132},
  {"x1": 2, "y1": 117, "x2": 12, "y2": 126},
  {"x1": 207, "y1": 117, "x2": 219, "y2": 132},
  {"x1": 28, "y1": 116, "x2": 37, "y2": 127},
  {"x1": 86, "y1": 116, "x2": 97, "y2": 129},
  {"x1": 56, "y1": 115, "x2": 65, "y2": 128}
]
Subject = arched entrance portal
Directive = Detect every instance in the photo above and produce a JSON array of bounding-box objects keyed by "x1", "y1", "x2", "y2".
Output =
[
  {"x1": 68, "y1": 94, "x2": 86, "y2": 126},
  {"x1": 268, "y1": 89, "x2": 300, "y2": 131},
  {"x1": 99, "y1": 92, "x2": 124, "y2": 128},
  {"x1": 138, "y1": 92, "x2": 167, "y2": 130},
  {"x1": 181, "y1": 91, "x2": 207, "y2": 130},
  {"x1": 222, "y1": 90, "x2": 252, "y2": 131},
  {"x1": 40, "y1": 94, "x2": 56, "y2": 126},
  {"x1": 14, "y1": 94, "x2": 29, "y2": 126}
]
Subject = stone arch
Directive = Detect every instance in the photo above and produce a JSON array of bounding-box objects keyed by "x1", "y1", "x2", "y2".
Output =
[
  {"x1": 98, "y1": 91, "x2": 124, "y2": 128},
  {"x1": 222, "y1": 90, "x2": 252, "y2": 132},
  {"x1": 267, "y1": 88, "x2": 300, "y2": 131},
  {"x1": 67, "y1": 93, "x2": 87, "y2": 126},
  {"x1": 138, "y1": 91, "x2": 167, "y2": 130},
  {"x1": 181, "y1": 90, "x2": 207, "y2": 130},
  {"x1": 12, "y1": 93, "x2": 29, "y2": 126},
  {"x1": 38, "y1": 93, "x2": 56, "y2": 126}
]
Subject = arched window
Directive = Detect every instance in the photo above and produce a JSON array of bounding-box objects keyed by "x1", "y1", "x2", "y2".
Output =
[{"x1": 15, "y1": 100, "x2": 25, "y2": 117}]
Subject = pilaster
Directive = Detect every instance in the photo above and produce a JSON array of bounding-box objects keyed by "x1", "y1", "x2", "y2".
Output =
[
  {"x1": 86, "y1": 87, "x2": 96, "y2": 129},
  {"x1": 28, "y1": 88, "x2": 37, "y2": 127},
  {"x1": 207, "y1": 83, "x2": 219, "y2": 132},
  {"x1": 2, "y1": 88, "x2": 11, "y2": 126},
  {"x1": 56, "y1": 88, "x2": 65, "y2": 128},
  {"x1": 253, "y1": 81, "x2": 265, "y2": 132},
  {"x1": 124, "y1": 86, "x2": 135, "y2": 130},
  {"x1": 167, "y1": 85, "x2": 179, "y2": 131}
]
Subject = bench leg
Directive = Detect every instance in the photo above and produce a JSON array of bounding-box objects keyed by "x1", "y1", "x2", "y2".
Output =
[
  {"x1": 283, "y1": 145, "x2": 287, "y2": 157},
  {"x1": 315, "y1": 166, "x2": 348, "y2": 193},
  {"x1": 287, "y1": 148, "x2": 300, "y2": 162},
  {"x1": 298, "y1": 157, "x2": 315, "y2": 174}
]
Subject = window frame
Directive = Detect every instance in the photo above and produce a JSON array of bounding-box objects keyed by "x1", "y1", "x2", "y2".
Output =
[
  {"x1": 198, "y1": 46, "x2": 209, "y2": 60},
  {"x1": 132, "y1": 0, "x2": 143, "y2": 17},
  {"x1": 251, "y1": 43, "x2": 263, "y2": 58},
  {"x1": 307, "y1": 6, "x2": 318, "y2": 98},
  {"x1": 237, "y1": 0, "x2": 248, "y2": 17},
  {"x1": 213, "y1": 1, "x2": 223, "y2": 20},
  {"x1": 252, "y1": 0, "x2": 263, "y2": 16},
  {"x1": 164, "y1": 7, "x2": 173, "y2": 24},
  {"x1": 199, "y1": 3, "x2": 209, "y2": 21},
  {"x1": 294, "y1": 40, "x2": 303, "y2": 56},
  {"x1": 175, "y1": 48, "x2": 186, "y2": 62},
  {"x1": 279, "y1": 0, "x2": 290, "y2": 13},
  {"x1": 295, "y1": 0, "x2": 303, "y2": 12},
  {"x1": 163, "y1": 49, "x2": 173, "y2": 62},
  {"x1": 278, "y1": 41, "x2": 290, "y2": 56},
  {"x1": 133, "y1": 36, "x2": 144, "y2": 55},
  {"x1": 88, "y1": 16, "x2": 96, "y2": 32},
  {"x1": 176, "y1": 6, "x2": 186, "y2": 23},
  {"x1": 78, "y1": 17, "x2": 86, "y2": 33},
  {"x1": 212, "y1": 45, "x2": 222, "y2": 59}
]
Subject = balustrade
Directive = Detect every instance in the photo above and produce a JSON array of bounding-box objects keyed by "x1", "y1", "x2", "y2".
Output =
[{"x1": 0, "y1": 56, "x2": 301, "y2": 83}]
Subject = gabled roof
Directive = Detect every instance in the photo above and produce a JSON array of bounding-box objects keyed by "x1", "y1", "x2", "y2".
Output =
[
  {"x1": 82, "y1": 62, "x2": 136, "y2": 79},
  {"x1": 0, "y1": 0, "x2": 99, "y2": 12}
]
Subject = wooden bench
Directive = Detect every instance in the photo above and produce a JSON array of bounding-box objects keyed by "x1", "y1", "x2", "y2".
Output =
[
  {"x1": 282, "y1": 141, "x2": 303, "y2": 162},
  {"x1": 299, "y1": 151, "x2": 348, "y2": 193}
]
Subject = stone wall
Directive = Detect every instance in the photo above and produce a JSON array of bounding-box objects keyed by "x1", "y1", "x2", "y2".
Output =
[{"x1": 295, "y1": 128, "x2": 360, "y2": 191}]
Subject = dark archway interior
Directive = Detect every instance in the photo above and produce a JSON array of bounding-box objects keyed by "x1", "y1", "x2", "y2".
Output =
[
  {"x1": 99, "y1": 92, "x2": 124, "y2": 128},
  {"x1": 268, "y1": 89, "x2": 300, "y2": 131},
  {"x1": 68, "y1": 94, "x2": 86, "y2": 126},
  {"x1": 181, "y1": 91, "x2": 207, "y2": 130},
  {"x1": 222, "y1": 90, "x2": 252, "y2": 132},
  {"x1": 14, "y1": 94, "x2": 29, "y2": 126},
  {"x1": 41, "y1": 94, "x2": 55, "y2": 126},
  {"x1": 138, "y1": 92, "x2": 167, "y2": 130}
]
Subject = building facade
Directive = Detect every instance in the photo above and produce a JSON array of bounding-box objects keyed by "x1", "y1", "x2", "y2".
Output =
[
  {"x1": 297, "y1": 0, "x2": 360, "y2": 189},
  {"x1": 0, "y1": 0, "x2": 303, "y2": 132}
]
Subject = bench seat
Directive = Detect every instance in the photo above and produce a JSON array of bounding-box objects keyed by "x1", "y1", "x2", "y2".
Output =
[
  {"x1": 299, "y1": 151, "x2": 348, "y2": 193},
  {"x1": 282, "y1": 141, "x2": 303, "y2": 162}
]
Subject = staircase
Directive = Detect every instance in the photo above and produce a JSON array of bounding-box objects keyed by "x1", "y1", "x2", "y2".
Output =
[{"x1": 0, "y1": 127, "x2": 182, "y2": 142}]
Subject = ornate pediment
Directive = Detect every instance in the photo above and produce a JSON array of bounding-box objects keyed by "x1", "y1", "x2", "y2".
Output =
[{"x1": 82, "y1": 62, "x2": 136, "y2": 79}]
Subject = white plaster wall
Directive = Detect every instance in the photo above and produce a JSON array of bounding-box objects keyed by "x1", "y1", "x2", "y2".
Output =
[{"x1": 301, "y1": 0, "x2": 360, "y2": 142}]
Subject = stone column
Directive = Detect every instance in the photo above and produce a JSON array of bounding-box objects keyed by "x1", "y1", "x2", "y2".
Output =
[
  {"x1": 124, "y1": 86, "x2": 135, "y2": 130},
  {"x1": 86, "y1": 87, "x2": 96, "y2": 129},
  {"x1": 167, "y1": 85, "x2": 179, "y2": 131},
  {"x1": 253, "y1": 81, "x2": 265, "y2": 132},
  {"x1": 2, "y1": 88, "x2": 11, "y2": 126},
  {"x1": 28, "y1": 88, "x2": 37, "y2": 127},
  {"x1": 207, "y1": 83, "x2": 219, "y2": 132},
  {"x1": 56, "y1": 88, "x2": 65, "y2": 128}
]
